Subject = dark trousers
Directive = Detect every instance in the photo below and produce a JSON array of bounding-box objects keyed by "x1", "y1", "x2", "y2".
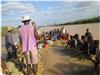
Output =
[{"x1": 6, "y1": 43, "x2": 17, "y2": 60}]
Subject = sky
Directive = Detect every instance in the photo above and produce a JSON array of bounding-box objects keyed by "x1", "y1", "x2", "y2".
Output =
[{"x1": 1, "y1": 0, "x2": 100, "y2": 26}]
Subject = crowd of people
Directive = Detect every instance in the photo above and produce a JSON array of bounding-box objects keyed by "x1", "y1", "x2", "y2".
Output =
[
  {"x1": 66, "y1": 28, "x2": 99, "y2": 62},
  {"x1": 36, "y1": 24, "x2": 99, "y2": 70},
  {"x1": 38, "y1": 27, "x2": 69, "y2": 45},
  {"x1": 2, "y1": 16, "x2": 99, "y2": 75},
  {"x1": 37, "y1": 26, "x2": 99, "y2": 69}
]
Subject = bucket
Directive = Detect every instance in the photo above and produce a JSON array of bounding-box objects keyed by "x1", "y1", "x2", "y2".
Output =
[{"x1": 44, "y1": 44, "x2": 48, "y2": 48}]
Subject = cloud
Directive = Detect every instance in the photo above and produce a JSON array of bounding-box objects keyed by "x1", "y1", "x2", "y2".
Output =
[
  {"x1": 61, "y1": 1, "x2": 99, "y2": 14},
  {"x1": 47, "y1": 7, "x2": 53, "y2": 10},
  {"x1": 63, "y1": 1, "x2": 98, "y2": 8},
  {"x1": 72, "y1": 1, "x2": 94, "y2": 7},
  {"x1": 43, "y1": 11, "x2": 52, "y2": 16},
  {"x1": 2, "y1": 1, "x2": 36, "y2": 15}
]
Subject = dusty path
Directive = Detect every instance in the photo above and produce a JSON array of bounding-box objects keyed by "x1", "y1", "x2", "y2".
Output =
[
  {"x1": 41, "y1": 46, "x2": 98, "y2": 75},
  {"x1": 1, "y1": 43, "x2": 99, "y2": 75}
]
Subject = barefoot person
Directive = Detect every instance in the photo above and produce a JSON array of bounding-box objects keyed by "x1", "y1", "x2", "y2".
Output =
[{"x1": 19, "y1": 16, "x2": 38, "y2": 75}]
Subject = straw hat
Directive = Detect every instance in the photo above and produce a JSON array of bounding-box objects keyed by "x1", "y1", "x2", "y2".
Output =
[
  {"x1": 7, "y1": 27, "x2": 12, "y2": 31},
  {"x1": 21, "y1": 15, "x2": 31, "y2": 22}
]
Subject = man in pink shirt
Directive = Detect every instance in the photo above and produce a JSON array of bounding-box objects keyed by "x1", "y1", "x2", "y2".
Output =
[{"x1": 19, "y1": 16, "x2": 38, "y2": 75}]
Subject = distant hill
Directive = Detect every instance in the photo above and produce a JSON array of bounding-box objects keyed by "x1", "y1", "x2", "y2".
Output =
[{"x1": 54, "y1": 16, "x2": 100, "y2": 26}]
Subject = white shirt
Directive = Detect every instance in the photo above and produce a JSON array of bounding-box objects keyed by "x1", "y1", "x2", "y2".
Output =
[{"x1": 63, "y1": 28, "x2": 66, "y2": 34}]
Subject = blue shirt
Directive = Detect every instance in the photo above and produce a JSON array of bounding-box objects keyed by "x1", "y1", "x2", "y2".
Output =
[
  {"x1": 5, "y1": 32, "x2": 14, "y2": 45},
  {"x1": 53, "y1": 34, "x2": 58, "y2": 41}
]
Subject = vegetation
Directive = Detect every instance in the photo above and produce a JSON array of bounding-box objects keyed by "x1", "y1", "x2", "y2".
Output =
[
  {"x1": 1, "y1": 26, "x2": 17, "y2": 36},
  {"x1": 54, "y1": 16, "x2": 100, "y2": 26}
]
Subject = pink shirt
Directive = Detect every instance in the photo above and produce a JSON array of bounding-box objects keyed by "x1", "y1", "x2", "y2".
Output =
[{"x1": 19, "y1": 25, "x2": 37, "y2": 53}]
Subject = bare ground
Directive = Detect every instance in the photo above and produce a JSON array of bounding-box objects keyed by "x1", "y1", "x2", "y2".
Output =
[
  {"x1": 1, "y1": 44, "x2": 99, "y2": 75},
  {"x1": 41, "y1": 45, "x2": 99, "y2": 75}
]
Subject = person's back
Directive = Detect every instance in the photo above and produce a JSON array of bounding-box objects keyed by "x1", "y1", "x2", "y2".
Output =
[
  {"x1": 19, "y1": 25, "x2": 37, "y2": 53},
  {"x1": 74, "y1": 34, "x2": 81, "y2": 48},
  {"x1": 5, "y1": 32, "x2": 13, "y2": 45},
  {"x1": 89, "y1": 40, "x2": 99, "y2": 55},
  {"x1": 5, "y1": 28, "x2": 17, "y2": 59},
  {"x1": 80, "y1": 35, "x2": 89, "y2": 54},
  {"x1": 81, "y1": 40, "x2": 89, "y2": 54},
  {"x1": 85, "y1": 28, "x2": 91, "y2": 37},
  {"x1": 19, "y1": 16, "x2": 38, "y2": 75},
  {"x1": 85, "y1": 31, "x2": 91, "y2": 37},
  {"x1": 67, "y1": 36, "x2": 75, "y2": 48},
  {"x1": 82, "y1": 41, "x2": 88, "y2": 53},
  {"x1": 53, "y1": 33, "x2": 58, "y2": 41}
]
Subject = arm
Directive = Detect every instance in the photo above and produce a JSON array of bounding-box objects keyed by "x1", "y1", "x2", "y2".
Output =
[
  {"x1": 34, "y1": 26, "x2": 38, "y2": 40},
  {"x1": 18, "y1": 30, "x2": 22, "y2": 44}
]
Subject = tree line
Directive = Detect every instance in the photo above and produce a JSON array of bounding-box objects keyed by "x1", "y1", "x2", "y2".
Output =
[{"x1": 55, "y1": 16, "x2": 100, "y2": 26}]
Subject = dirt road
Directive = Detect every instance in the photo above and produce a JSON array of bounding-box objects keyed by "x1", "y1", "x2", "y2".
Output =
[
  {"x1": 41, "y1": 46, "x2": 98, "y2": 75},
  {"x1": 1, "y1": 42, "x2": 99, "y2": 75}
]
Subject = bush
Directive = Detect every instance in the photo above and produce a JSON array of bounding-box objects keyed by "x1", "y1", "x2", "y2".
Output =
[{"x1": 1, "y1": 26, "x2": 17, "y2": 36}]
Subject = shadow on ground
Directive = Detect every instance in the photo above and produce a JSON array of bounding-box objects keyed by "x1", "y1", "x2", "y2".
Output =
[
  {"x1": 47, "y1": 62, "x2": 99, "y2": 75},
  {"x1": 53, "y1": 46, "x2": 87, "y2": 59},
  {"x1": 46, "y1": 46, "x2": 99, "y2": 75}
]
